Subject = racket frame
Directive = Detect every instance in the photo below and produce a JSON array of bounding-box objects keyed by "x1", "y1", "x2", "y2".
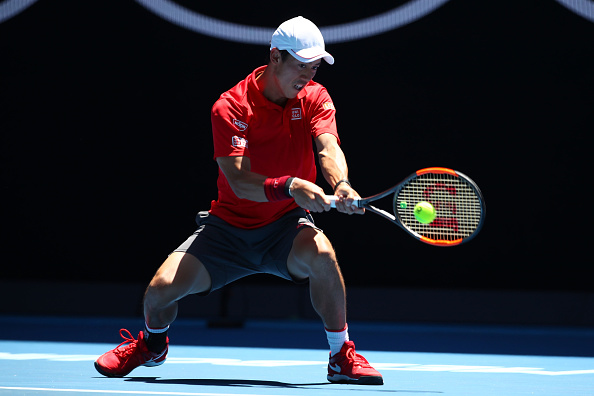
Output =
[{"x1": 329, "y1": 167, "x2": 485, "y2": 247}]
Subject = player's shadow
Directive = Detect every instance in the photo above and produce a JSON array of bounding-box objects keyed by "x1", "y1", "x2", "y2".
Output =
[
  {"x1": 124, "y1": 377, "x2": 415, "y2": 392},
  {"x1": 126, "y1": 377, "x2": 328, "y2": 388}
]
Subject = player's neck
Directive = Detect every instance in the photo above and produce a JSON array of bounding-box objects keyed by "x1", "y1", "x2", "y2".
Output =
[{"x1": 257, "y1": 67, "x2": 289, "y2": 107}]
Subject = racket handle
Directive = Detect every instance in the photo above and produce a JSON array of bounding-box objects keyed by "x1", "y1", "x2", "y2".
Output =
[{"x1": 327, "y1": 195, "x2": 360, "y2": 208}]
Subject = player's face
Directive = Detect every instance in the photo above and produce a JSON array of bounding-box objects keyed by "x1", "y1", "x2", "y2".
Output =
[{"x1": 273, "y1": 54, "x2": 321, "y2": 101}]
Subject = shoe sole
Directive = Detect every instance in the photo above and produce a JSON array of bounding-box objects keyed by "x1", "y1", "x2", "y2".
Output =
[
  {"x1": 327, "y1": 374, "x2": 384, "y2": 385},
  {"x1": 94, "y1": 361, "x2": 127, "y2": 378},
  {"x1": 94, "y1": 360, "x2": 165, "y2": 378}
]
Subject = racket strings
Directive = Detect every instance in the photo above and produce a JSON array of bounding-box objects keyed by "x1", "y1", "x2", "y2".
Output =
[{"x1": 396, "y1": 173, "x2": 482, "y2": 241}]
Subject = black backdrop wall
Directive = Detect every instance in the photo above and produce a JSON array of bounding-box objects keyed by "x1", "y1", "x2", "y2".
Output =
[{"x1": 1, "y1": 0, "x2": 592, "y2": 295}]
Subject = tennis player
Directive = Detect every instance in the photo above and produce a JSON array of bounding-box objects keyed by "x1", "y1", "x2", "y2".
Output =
[{"x1": 95, "y1": 16, "x2": 383, "y2": 385}]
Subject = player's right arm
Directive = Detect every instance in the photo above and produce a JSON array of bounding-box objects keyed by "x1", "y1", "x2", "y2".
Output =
[
  {"x1": 216, "y1": 156, "x2": 267, "y2": 202},
  {"x1": 216, "y1": 156, "x2": 331, "y2": 212},
  {"x1": 288, "y1": 177, "x2": 332, "y2": 213}
]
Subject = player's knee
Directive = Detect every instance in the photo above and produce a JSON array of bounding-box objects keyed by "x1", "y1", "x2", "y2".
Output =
[
  {"x1": 309, "y1": 237, "x2": 339, "y2": 275},
  {"x1": 315, "y1": 243, "x2": 335, "y2": 264},
  {"x1": 144, "y1": 275, "x2": 176, "y2": 308},
  {"x1": 290, "y1": 229, "x2": 339, "y2": 278},
  {"x1": 315, "y1": 251, "x2": 339, "y2": 275}
]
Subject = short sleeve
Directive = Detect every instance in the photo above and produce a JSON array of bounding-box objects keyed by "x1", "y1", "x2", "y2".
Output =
[
  {"x1": 308, "y1": 87, "x2": 340, "y2": 145},
  {"x1": 211, "y1": 99, "x2": 251, "y2": 159}
]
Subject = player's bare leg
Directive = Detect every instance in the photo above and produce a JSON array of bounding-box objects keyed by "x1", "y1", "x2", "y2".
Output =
[
  {"x1": 143, "y1": 252, "x2": 212, "y2": 329},
  {"x1": 287, "y1": 227, "x2": 383, "y2": 385},
  {"x1": 95, "y1": 252, "x2": 212, "y2": 377},
  {"x1": 287, "y1": 228, "x2": 346, "y2": 330}
]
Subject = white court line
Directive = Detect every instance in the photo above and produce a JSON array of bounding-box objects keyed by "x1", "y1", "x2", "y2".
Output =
[
  {"x1": 1, "y1": 352, "x2": 594, "y2": 375},
  {"x1": 0, "y1": 387, "x2": 287, "y2": 396}
]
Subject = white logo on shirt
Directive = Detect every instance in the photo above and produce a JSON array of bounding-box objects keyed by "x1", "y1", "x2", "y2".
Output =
[
  {"x1": 233, "y1": 119, "x2": 248, "y2": 131},
  {"x1": 231, "y1": 136, "x2": 248, "y2": 148},
  {"x1": 291, "y1": 108, "x2": 302, "y2": 120}
]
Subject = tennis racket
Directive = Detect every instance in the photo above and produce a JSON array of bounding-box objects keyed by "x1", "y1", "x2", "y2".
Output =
[{"x1": 329, "y1": 167, "x2": 485, "y2": 246}]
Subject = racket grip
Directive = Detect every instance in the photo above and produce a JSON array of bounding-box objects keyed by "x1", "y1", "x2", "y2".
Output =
[
  {"x1": 328, "y1": 196, "x2": 337, "y2": 208},
  {"x1": 327, "y1": 195, "x2": 360, "y2": 208}
]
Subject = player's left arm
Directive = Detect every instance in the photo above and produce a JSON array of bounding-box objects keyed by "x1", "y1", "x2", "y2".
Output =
[{"x1": 314, "y1": 133, "x2": 363, "y2": 215}]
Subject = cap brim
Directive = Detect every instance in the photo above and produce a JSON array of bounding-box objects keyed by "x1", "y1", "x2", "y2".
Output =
[{"x1": 289, "y1": 47, "x2": 334, "y2": 65}]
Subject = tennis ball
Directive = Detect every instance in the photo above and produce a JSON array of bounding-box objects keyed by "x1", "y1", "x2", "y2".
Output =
[{"x1": 414, "y1": 201, "x2": 436, "y2": 224}]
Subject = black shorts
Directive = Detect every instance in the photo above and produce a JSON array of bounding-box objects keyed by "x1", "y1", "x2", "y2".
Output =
[{"x1": 173, "y1": 208, "x2": 322, "y2": 295}]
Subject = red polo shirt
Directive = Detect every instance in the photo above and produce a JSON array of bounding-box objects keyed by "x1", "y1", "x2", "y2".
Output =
[{"x1": 210, "y1": 65, "x2": 340, "y2": 229}]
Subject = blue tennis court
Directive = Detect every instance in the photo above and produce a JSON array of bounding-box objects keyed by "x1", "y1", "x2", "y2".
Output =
[{"x1": 1, "y1": 316, "x2": 593, "y2": 395}]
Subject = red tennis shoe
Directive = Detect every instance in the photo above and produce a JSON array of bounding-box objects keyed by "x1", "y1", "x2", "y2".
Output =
[
  {"x1": 327, "y1": 341, "x2": 383, "y2": 385},
  {"x1": 94, "y1": 329, "x2": 168, "y2": 377}
]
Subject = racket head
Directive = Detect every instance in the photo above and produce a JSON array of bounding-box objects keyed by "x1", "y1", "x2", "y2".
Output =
[{"x1": 393, "y1": 167, "x2": 486, "y2": 246}]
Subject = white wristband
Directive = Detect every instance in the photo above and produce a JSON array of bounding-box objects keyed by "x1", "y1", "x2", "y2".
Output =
[{"x1": 287, "y1": 177, "x2": 296, "y2": 197}]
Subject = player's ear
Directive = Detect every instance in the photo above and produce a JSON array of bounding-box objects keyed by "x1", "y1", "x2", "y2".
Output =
[{"x1": 270, "y1": 48, "x2": 282, "y2": 65}]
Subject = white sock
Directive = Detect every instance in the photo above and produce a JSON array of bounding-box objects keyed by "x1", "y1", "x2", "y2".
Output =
[{"x1": 326, "y1": 324, "x2": 349, "y2": 357}]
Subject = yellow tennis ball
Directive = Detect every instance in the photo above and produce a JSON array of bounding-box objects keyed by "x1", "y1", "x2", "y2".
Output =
[{"x1": 414, "y1": 201, "x2": 436, "y2": 224}]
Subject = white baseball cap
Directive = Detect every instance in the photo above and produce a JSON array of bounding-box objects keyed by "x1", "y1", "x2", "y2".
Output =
[{"x1": 270, "y1": 16, "x2": 334, "y2": 65}]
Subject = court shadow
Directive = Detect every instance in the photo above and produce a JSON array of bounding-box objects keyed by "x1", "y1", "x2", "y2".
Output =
[
  {"x1": 124, "y1": 377, "x2": 425, "y2": 392},
  {"x1": 126, "y1": 377, "x2": 328, "y2": 388}
]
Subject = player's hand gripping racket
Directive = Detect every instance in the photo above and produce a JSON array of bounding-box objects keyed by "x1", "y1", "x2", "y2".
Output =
[{"x1": 329, "y1": 167, "x2": 486, "y2": 246}]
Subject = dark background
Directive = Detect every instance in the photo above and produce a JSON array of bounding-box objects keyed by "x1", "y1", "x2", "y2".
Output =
[{"x1": 1, "y1": 0, "x2": 592, "y2": 296}]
